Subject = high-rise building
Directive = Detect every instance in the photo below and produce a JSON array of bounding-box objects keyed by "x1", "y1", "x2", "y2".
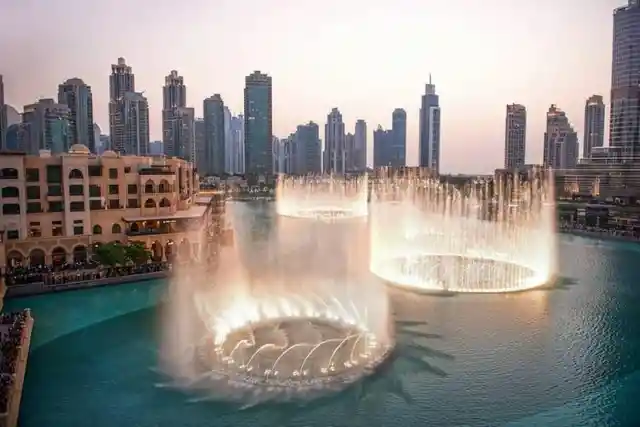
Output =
[
  {"x1": 345, "y1": 132, "x2": 356, "y2": 172},
  {"x1": 504, "y1": 104, "x2": 527, "y2": 169},
  {"x1": 293, "y1": 121, "x2": 321, "y2": 175},
  {"x1": 373, "y1": 125, "x2": 393, "y2": 167},
  {"x1": 148, "y1": 140, "x2": 163, "y2": 156},
  {"x1": 57, "y1": 78, "x2": 95, "y2": 152},
  {"x1": 112, "y1": 91, "x2": 150, "y2": 156},
  {"x1": 244, "y1": 71, "x2": 273, "y2": 176},
  {"x1": 164, "y1": 107, "x2": 195, "y2": 163},
  {"x1": 354, "y1": 119, "x2": 367, "y2": 171},
  {"x1": 98, "y1": 135, "x2": 110, "y2": 155},
  {"x1": 543, "y1": 104, "x2": 579, "y2": 169},
  {"x1": 194, "y1": 118, "x2": 205, "y2": 173},
  {"x1": 0, "y1": 75, "x2": 6, "y2": 151},
  {"x1": 391, "y1": 108, "x2": 407, "y2": 167},
  {"x1": 609, "y1": 0, "x2": 640, "y2": 159},
  {"x1": 230, "y1": 114, "x2": 245, "y2": 175},
  {"x1": 20, "y1": 99, "x2": 71, "y2": 154},
  {"x1": 109, "y1": 57, "x2": 135, "y2": 101},
  {"x1": 324, "y1": 108, "x2": 345, "y2": 174},
  {"x1": 108, "y1": 58, "x2": 135, "y2": 154},
  {"x1": 583, "y1": 95, "x2": 606, "y2": 159},
  {"x1": 203, "y1": 94, "x2": 226, "y2": 176},
  {"x1": 223, "y1": 107, "x2": 232, "y2": 174},
  {"x1": 419, "y1": 76, "x2": 441, "y2": 174},
  {"x1": 162, "y1": 71, "x2": 191, "y2": 161}
]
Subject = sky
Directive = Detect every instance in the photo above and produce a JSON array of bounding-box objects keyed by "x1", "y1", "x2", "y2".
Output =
[{"x1": 0, "y1": 0, "x2": 625, "y2": 174}]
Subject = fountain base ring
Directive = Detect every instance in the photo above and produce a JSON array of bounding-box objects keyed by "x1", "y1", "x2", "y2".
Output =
[{"x1": 373, "y1": 254, "x2": 549, "y2": 294}]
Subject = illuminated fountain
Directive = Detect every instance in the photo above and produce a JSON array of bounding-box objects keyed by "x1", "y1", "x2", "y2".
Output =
[
  {"x1": 160, "y1": 176, "x2": 393, "y2": 404},
  {"x1": 370, "y1": 168, "x2": 557, "y2": 293}
]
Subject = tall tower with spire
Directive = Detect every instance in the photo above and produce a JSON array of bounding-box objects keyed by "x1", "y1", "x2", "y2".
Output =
[{"x1": 419, "y1": 75, "x2": 441, "y2": 173}]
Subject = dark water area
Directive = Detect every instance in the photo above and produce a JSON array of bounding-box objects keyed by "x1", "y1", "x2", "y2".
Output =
[{"x1": 6, "y1": 230, "x2": 640, "y2": 426}]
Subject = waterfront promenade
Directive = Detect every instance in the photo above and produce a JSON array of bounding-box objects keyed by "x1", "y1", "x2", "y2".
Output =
[
  {"x1": 559, "y1": 224, "x2": 640, "y2": 243},
  {"x1": 0, "y1": 310, "x2": 33, "y2": 427}
]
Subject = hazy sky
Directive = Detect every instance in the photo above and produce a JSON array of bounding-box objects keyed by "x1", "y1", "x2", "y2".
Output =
[{"x1": 0, "y1": 0, "x2": 624, "y2": 173}]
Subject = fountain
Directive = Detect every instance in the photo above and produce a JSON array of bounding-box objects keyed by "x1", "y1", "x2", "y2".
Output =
[
  {"x1": 370, "y1": 168, "x2": 557, "y2": 293},
  {"x1": 159, "y1": 175, "x2": 393, "y2": 404}
]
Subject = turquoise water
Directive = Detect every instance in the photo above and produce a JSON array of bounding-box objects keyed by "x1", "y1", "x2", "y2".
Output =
[{"x1": 6, "y1": 234, "x2": 640, "y2": 426}]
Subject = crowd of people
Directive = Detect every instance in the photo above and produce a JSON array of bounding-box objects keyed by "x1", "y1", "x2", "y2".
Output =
[
  {"x1": 559, "y1": 222, "x2": 640, "y2": 240},
  {"x1": 2, "y1": 261, "x2": 171, "y2": 287},
  {"x1": 0, "y1": 309, "x2": 31, "y2": 413}
]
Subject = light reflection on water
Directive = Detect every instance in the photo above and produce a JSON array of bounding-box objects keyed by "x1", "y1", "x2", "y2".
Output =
[{"x1": 6, "y1": 203, "x2": 640, "y2": 426}]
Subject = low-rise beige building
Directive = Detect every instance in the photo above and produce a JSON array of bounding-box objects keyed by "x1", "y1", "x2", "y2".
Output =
[{"x1": 0, "y1": 144, "x2": 210, "y2": 269}]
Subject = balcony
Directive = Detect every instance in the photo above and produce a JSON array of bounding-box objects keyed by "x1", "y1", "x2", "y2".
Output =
[{"x1": 125, "y1": 218, "x2": 202, "y2": 237}]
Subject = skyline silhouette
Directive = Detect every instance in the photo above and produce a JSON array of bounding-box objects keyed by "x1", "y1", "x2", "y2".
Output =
[{"x1": 0, "y1": 0, "x2": 623, "y2": 173}]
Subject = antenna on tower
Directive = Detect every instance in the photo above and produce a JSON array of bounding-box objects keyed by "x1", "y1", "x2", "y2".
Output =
[{"x1": 429, "y1": 73, "x2": 432, "y2": 84}]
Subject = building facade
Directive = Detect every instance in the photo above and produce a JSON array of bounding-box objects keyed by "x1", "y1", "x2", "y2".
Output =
[
  {"x1": 0, "y1": 146, "x2": 205, "y2": 269},
  {"x1": 419, "y1": 77, "x2": 441, "y2": 174},
  {"x1": 20, "y1": 99, "x2": 71, "y2": 155},
  {"x1": 203, "y1": 94, "x2": 226, "y2": 176},
  {"x1": 244, "y1": 71, "x2": 273, "y2": 176},
  {"x1": 57, "y1": 78, "x2": 95, "y2": 153},
  {"x1": 543, "y1": 104, "x2": 579, "y2": 169},
  {"x1": 229, "y1": 114, "x2": 244, "y2": 175},
  {"x1": 609, "y1": 0, "x2": 640, "y2": 159},
  {"x1": 0, "y1": 75, "x2": 6, "y2": 151},
  {"x1": 324, "y1": 108, "x2": 346, "y2": 174},
  {"x1": 504, "y1": 103, "x2": 527, "y2": 169},
  {"x1": 583, "y1": 95, "x2": 606, "y2": 159}
]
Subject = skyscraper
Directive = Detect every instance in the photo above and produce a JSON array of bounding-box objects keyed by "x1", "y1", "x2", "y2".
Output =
[
  {"x1": 244, "y1": 71, "x2": 273, "y2": 176},
  {"x1": 583, "y1": 95, "x2": 605, "y2": 159},
  {"x1": 230, "y1": 114, "x2": 245, "y2": 175},
  {"x1": 162, "y1": 71, "x2": 191, "y2": 160},
  {"x1": 194, "y1": 118, "x2": 206, "y2": 173},
  {"x1": 0, "y1": 75, "x2": 6, "y2": 151},
  {"x1": 119, "y1": 92, "x2": 150, "y2": 156},
  {"x1": 324, "y1": 108, "x2": 345, "y2": 174},
  {"x1": 609, "y1": 0, "x2": 640, "y2": 159},
  {"x1": 373, "y1": 125, "x2": 393, "y2": 167},
  {"x1": 58, "y1": 78, "x2": 95, "y2": 152},
  {"x1": 20, "y1": 99, "x2": 71, "y2": 154},
  {"x1": 419, "y1": 76, "x2": 441, "y2": 173},
  {"x1": 354, "y1": 119, "x2": 367, "y2": 171},
  {"x1": 108, "y1": 58, "x2": 135, "y2": 154},
  {"x1": 391, "y1": 108, "x2": 407, "y2": 167},
  {"x1": 543, "y1": 104, "x2": 579, "y2": 169},
  {"x1": 504, "y1": 103, "x2": 527, "y2": 169},
  {"x1": 345, "y1": 132, "x2": 356, "y2": 172},
  {"x1": 203, "y1": 94, "x2": 226, "y2": 176},
  {"x1": 223, "y1": 107, "x2": 233, "y2": 174},
  {"x1": 293, "y1": 121, "x2": 321, "y2": 175},
  {"x1": 165, "y1": 107, "x2": 195, "y2": 163}
]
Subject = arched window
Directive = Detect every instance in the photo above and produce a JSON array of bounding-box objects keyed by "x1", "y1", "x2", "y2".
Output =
[
  {"x1": 1, "y1": 187, "x2": 19, "y2": 198},
  {"x1": 144, "y1": 199, "x2": 156, "y2": 208},
  {"x1": 159, "y1": 198, "x2": 171, "y2": 207},
  {"x1": 2, "y1": 204, "x2": 20, "y2": 215},
  {"x1": 51, "y1": 247, "x2": 66, "y2": 266},
  {"x1": 28, "y1": 249, "x2": 46, "y2": 266},
  {"x1": 159, "y1": 179, "x2": 170, "y2": 193},
  {"x1": 93, "y1": 225, "x2": 102, "y2": 235},
  {"x1": 0, "y1": 168, "x2": 18, "y2": 179},
  {"x1": 73, "y1": 245, "x2": 88, "y2": 263},
  {"x1": 6, "y1": 250, "x2": 24, "y2": 268},
  {"x1": 144, "y1": 180, "x2": 155, "y2": 194},
  {"x1": 111, "y1": 223, "x2": 122, "y2": 234},
  {"x1": 68, "y1": 168, "x2": 84, "y2": 179}
]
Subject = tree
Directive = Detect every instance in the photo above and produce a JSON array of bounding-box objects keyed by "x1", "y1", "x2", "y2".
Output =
[
  {"x1": 93, "y1": 242, "x2": 126, "y2": 267},
  {"x1": 124, "y1": 241, "x2": 151, "y2": 265}
]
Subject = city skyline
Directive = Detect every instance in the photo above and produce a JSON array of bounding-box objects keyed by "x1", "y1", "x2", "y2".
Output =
[{"x1": 0, "y1": 0, "x2": 624, "y2": 173}]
